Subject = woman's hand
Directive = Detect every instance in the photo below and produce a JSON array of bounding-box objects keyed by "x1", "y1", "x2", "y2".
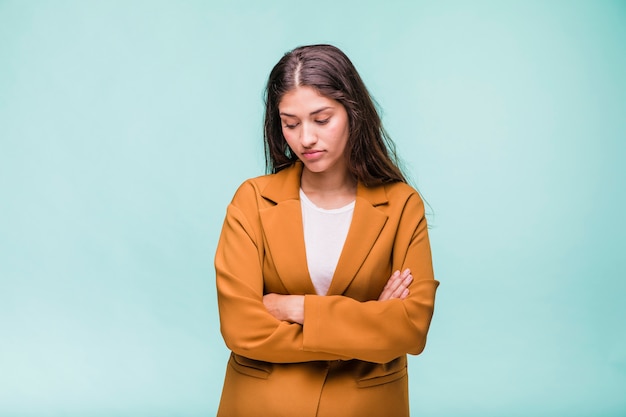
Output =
[
  {"x1": 378, "y1": 269, "x2": 412, "y2": 301},
  {"x1": 263, "y1": 293, "x2": 305, "y2": 324},
  {"x1": 264, "y1": 269, "x2": 411, "y2": 323}
]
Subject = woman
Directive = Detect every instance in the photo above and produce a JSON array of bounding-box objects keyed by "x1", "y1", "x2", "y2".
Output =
[{"x1": 215, "y1": 44, "x2": 439, "y2": 417}]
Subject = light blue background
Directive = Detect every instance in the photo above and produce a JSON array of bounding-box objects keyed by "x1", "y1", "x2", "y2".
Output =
[{"x1": 1, "y1": 1, "x2": 625, "y2": 416}]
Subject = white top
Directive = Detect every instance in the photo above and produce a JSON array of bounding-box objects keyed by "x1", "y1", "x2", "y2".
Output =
[{"x1": 300, "y1": 189, "x2": 355, "y2": 296}]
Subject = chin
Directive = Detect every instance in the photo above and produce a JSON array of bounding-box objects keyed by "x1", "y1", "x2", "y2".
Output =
[{"x1": 301, "y1": 162, "x2": 329, "y2": 174}]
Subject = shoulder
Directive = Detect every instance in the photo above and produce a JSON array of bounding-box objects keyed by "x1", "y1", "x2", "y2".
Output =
[
  {"x1": 357, "y1": 181, "x2": 425, "y2": 222},
  {"x1": 378, "y1": 181, "x2": 426, "y2": 220},
  {"x1": 380, "y1": 181, "x2": 425, "y2": 211},
  {"x1": 382, "y1": 181, "x2": 421, "y2": 200},
  {"x1": 357, "y1": 180, "x2": 423, "y2": 210},
  {"x1": 229, "y1": 173, "x2": 273, "y2": 208},
  {"x1": 237, "y1": 173, "x2": 274, "y2": 194},
  {"x1": 230, "y1": 164, "x2": 301, "y2": 209}
]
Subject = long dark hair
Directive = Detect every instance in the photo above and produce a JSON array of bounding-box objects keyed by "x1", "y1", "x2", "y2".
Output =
[{"x1": 263, "y1": 44, "x2": 406, "y2": 187}]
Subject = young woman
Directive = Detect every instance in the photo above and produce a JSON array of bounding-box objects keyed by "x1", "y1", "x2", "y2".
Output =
[{"x1": 215, "y1": 44, "x2": 439, "y2": 417}]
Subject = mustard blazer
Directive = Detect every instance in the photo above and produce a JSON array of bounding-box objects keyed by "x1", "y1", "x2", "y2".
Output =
[{"x1": 215, "y1": 163, "x2": 439, "y2": 417}]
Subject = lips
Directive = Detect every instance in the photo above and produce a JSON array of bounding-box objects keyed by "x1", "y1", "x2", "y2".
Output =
[{"x1": 302, "y1": 150, "x2": 324, "y2": 160}]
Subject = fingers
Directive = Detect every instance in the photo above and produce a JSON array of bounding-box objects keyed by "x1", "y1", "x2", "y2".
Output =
[
  {"x1": 391, "y1": 269, "x2": 412, "y2": 299},
  {"x1": 263, "y1": 293, "x2": 305, "y2": 324},
  {"x1": 378, "y1": 269, "x2": 412, "y2": 301},
  {"x1": 379, "y1": 270, "x2": 403, "y2": 301}
]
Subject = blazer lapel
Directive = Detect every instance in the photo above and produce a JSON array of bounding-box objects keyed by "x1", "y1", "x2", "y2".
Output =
[
  {"x1": 327, "y1": 183, "x2": 388, "y2": 295},
  {"x1": 259, "y1": 163, "x2": 316, "y2": 295},
  {"x1": 259, "y1": 163, "x2": 390, "y2": 296}
]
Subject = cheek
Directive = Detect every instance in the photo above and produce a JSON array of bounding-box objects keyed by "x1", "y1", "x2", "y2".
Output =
[
  {"x1": 330, "y1": 115, "x2": 349, "y2": 137},
  {"x1": 331, "y1": 121, "x2": 350, "y2": 146},
  {"x1": 282, "y1": 129, "x2": 297, "y2": 147}
]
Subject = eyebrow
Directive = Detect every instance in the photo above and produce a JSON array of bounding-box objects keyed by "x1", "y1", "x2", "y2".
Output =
[{"x1": 279, "y1": 106, "x2": 333, "y2": 117}]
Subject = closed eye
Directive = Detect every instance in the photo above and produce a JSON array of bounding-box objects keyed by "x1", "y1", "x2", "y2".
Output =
[
  {"x1": 283, "y1": 122, "x2": 299, "y2": 129},
  {"x1": 315, "y1": 118, "x2": 330, "y2": 125}
]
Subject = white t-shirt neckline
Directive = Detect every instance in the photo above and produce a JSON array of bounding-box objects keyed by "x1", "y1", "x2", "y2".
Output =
[
  {"x1": 299, "y1": 188, "x2": 355, "y2": 296},
  {"x1": 299, "y1": 189, "x2": 355, "y2": 213}
]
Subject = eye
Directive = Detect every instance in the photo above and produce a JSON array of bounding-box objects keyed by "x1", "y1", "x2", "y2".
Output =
[
  {"x1": 283, "y1": 122, "x2": 299, "y2": 129},
  {"x1": 315, "y1": 118, "x2": 330, "y2": 125}
]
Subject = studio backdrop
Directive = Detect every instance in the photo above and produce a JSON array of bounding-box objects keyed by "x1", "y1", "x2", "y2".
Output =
[{"x1": 1, "y1": 1, "x2": 624, "y2": 416}]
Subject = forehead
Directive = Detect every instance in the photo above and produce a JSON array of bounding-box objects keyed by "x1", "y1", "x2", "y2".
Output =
[{"x1": 278, "y1": 86, "x2": 339, "y2": 114}]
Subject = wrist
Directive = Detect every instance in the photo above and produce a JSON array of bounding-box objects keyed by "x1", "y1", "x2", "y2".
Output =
[{"x1": 289, "y1": 295, "x2": 305, "y2": 324}]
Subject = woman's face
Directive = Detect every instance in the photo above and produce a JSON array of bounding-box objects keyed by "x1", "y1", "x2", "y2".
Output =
[{"x1": 278, "y1": 86, "x2": 350, "y2": 179}]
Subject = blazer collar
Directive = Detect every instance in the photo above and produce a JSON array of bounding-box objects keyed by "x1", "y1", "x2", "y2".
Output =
[
  {"x1": 260, "y1": 162, "x2": 303, "y2": 204},
  {"x1": 260, "y1": 162, "x2": 388, "y2": 207},
  {"x1": 259, "y1": 162, "x2": 390, "y2": 296}
]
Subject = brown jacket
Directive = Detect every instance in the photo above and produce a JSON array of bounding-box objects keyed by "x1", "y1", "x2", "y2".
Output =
[{"x1": 215, "y1": 163, "x2": 439, "y2": 417}]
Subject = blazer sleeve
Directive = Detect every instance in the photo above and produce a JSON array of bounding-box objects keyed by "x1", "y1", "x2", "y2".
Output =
[
  {"x1": 215, "y1": 182, "x2": 352, "y2": 363},
  {"x1": 302, "y1": 191, "x2": 440, "y2": 364}
]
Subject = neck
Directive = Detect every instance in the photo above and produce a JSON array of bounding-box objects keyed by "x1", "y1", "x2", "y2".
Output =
[
  {"x1": 301, "y1": 168, "x2": 355, "y2": 192},
  {"x1": 300, "y1": 168, "x2": 357, "y2": 209}
]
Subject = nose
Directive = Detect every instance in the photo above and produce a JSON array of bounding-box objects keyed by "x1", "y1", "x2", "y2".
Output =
[{"x1": 300, "y1": 123, "x2": 318, "y2": 148}]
